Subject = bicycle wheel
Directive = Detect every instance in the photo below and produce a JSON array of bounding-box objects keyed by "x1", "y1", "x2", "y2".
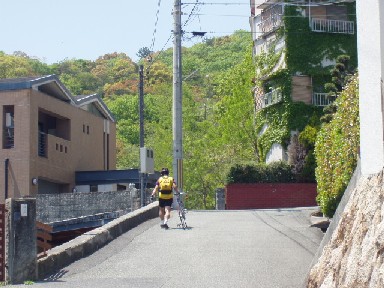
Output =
[
  {"x1": 177, "y1": 209, "x2": 186, "y2": 229},
  {"x1": 180, "y1": 209, "x2": 187, "y2": 229}
]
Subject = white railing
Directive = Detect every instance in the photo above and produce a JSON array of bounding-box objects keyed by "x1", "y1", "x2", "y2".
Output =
[
  {"x1": 257, "y1": 14, "x2": 283, "y2": 35},
  {"x1": 311, "y1": 18, "x2": 355, "y2": 34},
  {"x1": 257, "y1": 4, "x2": 283, "y2": 36},
  {"x1": 312, "y1": 93, "x2": 335, "y2": 107},
  {"x1": 264, "y1": 88, "x2": 283, "y2": 107}
]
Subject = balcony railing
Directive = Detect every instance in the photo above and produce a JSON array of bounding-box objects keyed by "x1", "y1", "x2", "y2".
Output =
[
  {"x1": 312, "y1": 93, "x2": 335, "y2": 107},
  {"x1": 256, "y1": 4, "x2": 283, "y2": 37},
  {"x1": 311, "y1": 18, "x2": 355, "y2": 34},
  {"x1": 38, "y1": 131, "x2": 47, "y2": 157},
  {"x1": 257, "y1": 14, "x2": 283, "y2": 35},
  {"x1": 264, "y1": 88, "x2": 283, "y2": 108}
]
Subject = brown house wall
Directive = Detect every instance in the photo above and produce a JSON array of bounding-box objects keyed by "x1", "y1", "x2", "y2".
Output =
[
  {"x1": 0, "y1": 90, "x2": 31, "y2": 200},
  {"x1": 0, "y1": 88, "x2": 116, "y2": 201}
]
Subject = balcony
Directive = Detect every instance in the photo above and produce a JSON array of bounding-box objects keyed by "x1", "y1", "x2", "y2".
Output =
[
  {"x1": 311, "y1": 18, "x2": 355, "y2": 34},
  {"x1": 264, "y1": 88, "x2": 283, "y2": 108},
  {"x1": 312, "y1": 93, "x2": 335, "y2": 107},
  {"x1": 256, "y1": 4, "x2": 283, "y2": 38},
  {"x1": 258, "y1": 14, "x2": 283, "y2": 36}
]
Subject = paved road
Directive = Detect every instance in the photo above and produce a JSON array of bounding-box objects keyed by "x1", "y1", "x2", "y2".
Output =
[{"x1": 11, "y1": 208, "x2": 323, "y2": 288}]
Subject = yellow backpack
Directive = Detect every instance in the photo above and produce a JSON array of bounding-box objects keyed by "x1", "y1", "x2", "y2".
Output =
[{"x1": 159, "y1": 176, "x2": 173, "y2": 191}]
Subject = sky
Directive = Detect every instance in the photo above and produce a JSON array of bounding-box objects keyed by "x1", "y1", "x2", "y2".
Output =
[{"x1": 1, "y1": 0, "x2": 251, "y2": 64}]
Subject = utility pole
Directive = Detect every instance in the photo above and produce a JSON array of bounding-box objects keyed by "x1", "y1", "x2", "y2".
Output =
[
  {"x1": 173, "y1": 0, "x2": 183, "y2": 191},
  {"x1": 139, "y1": 65, "x2": 145, "y2": 206}
]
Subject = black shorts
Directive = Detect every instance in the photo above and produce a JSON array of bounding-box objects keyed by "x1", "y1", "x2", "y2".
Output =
[{"x1": 159, "y1": 198, "x2": 173, "y2": 208}]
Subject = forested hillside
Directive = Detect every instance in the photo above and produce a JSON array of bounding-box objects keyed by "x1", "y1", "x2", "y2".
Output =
[{"x1": 0, "y1": 30, "x2": 253, "y2": 209}]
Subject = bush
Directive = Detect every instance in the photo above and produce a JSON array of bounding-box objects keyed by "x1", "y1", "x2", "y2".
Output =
[
  {"x1": 315, "y1": 73, "x2": 359, "y2": 217},
  {"x1": 226, "y1": 161, "x2": 295, "y2": 184}
]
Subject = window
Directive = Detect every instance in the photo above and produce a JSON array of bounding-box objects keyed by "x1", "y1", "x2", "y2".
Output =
[{"x1": 3, "y1": 106, "x2": 14, "y2": 149}]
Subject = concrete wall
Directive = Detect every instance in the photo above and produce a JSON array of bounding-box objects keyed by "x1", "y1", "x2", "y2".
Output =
[
  {"x1": 225, "y1": 183, "x2": 317, "y2": 210},
  {"x1": 6, "y1": 198, "x2": 37, "y2": 284},
  {"x1": 215, "y1": 188, "x2": 225, "y2": 210},
  {"x1": 37, "y1": 202, "x2": 159, "y2": 280},
  {"x1": 266, "y1": 143, "x2": 287, "y2": 163},
  {"x1": 36, "y1": 189, "x2": 145, "y2": 223},
  {"x1": 357, "y1": 0, "x2": 384, "y2": 176}
]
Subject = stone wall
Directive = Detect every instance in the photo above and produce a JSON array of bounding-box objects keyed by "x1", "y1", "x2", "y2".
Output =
[
  {"x1": 307, "y1": 170, "x2": 384, "y2": 287},
  {"x1": 36, "y1": 188, "x2": 151, "y2": 223}
]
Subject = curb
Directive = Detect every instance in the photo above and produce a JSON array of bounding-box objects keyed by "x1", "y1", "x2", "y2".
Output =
[{"x1": 37, "y1": 202, "x2": 158, "y2": 280}]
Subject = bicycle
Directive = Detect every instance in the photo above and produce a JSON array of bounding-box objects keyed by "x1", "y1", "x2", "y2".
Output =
[{"x1": 174, "y1": 192, "x2": 187, "y2": 229}]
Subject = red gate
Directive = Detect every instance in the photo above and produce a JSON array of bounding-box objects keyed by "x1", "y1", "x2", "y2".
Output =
[{"x1": 0, "y1": 204, "x2": 5, "y2": 281}]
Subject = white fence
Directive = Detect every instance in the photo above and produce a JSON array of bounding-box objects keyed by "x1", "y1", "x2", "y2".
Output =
[
  {"x1": 312, "y1": 93, "x2": 334, "y2": 107},
  {"x1": 311, "y1": 18, "x2": 355, "y2": 34}
]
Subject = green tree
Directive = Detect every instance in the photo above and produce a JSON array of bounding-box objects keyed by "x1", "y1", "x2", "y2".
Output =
[
  {"x1": 0, "y1": 52, "x2": 51, "y2": 78},
  {"x1": 136, "y1": 47, "x2": 152, "y2": 60},
  {"x1": 321, "y1": 55, "x2": 356, "y2": 123}
]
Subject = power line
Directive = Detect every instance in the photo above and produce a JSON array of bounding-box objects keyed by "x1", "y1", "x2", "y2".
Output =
[
  {"x1": 192, "y1": 13, "x2": 250, "y2": 17},
  {"x1": 182, "y1": 0, "x2": 355, "y2": 6},
  {"x1": 182, "y1": 2, "x2": 249, "y2": 5},
  {"x1": 145, "y1": 33, "x2": 173, "y2": 74},
  {"x1": 150, "y1": 0, "x2": 163, "y2": 53},
  {"x1": 183, "y1": 0, "x2": 201, "y2": 28}
]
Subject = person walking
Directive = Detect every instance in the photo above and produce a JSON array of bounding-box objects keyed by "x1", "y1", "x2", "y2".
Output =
[{"x1": 151, "y1": 167, "x2": 179, "y2": 229}]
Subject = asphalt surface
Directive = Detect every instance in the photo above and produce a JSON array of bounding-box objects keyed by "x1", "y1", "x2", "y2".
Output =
[{"x1": 11, "y1": 207, "x2": 323, "y2": 288}]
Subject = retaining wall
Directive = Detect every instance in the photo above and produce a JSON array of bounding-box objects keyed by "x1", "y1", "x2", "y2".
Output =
[
  {"x1": 37, "y1": 202, "x2": 159, "y2": 280},
  {"x1": 225, "y1": 183, "x2": 317, "y2": 210}
]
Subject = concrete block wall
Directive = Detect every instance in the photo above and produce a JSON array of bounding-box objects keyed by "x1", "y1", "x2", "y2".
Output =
[
  {"x1": 36, "y1": 189, "x2": 145, "y2": 223},
  {"x1": 225, "y1": 183, "x2": 317, "y2": 210}
]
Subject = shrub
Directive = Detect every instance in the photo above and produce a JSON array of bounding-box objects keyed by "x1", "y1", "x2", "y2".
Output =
[
  {"x1": 226, "y1": 161, "x2": 295, "y2": 184},
  {"x1": 315, "y1": 73, "x2": 359, "y2": 217}
]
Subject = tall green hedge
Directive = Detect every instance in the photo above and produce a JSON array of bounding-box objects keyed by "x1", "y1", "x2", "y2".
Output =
[
  {"x1": 227, "y1": 161, "x2": 295, "y2": 184},
  {"x1": 315, "y1": 74, "x2": 359, "y2": 217}
]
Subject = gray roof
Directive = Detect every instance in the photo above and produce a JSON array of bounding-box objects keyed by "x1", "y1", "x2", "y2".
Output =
[
  {"x1": 0, "y1": 75, "x2": 114, "y2": 122},
  {"x1": 75, "y1": 94, "x2": 115, "y2": 122}
]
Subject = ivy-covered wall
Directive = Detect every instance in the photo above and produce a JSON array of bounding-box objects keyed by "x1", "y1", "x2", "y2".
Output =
[
  {"x1": 255, "y1": 101, "x2": 321, "y2": 162},
  {"x1": 284, "y1": 4, "x2": 357, "y2": 90},
  {"x1": 254, "y1": 2, "x2": 357, "y2": 162}
]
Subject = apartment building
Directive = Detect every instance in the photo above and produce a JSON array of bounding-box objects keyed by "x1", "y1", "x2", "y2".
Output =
[
  {"x1": 249, "y1": 0, "x2": 357, "y2": 163},
  {"x1": 0, "y1": 75, "x2": 116, "y2": 201}
]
